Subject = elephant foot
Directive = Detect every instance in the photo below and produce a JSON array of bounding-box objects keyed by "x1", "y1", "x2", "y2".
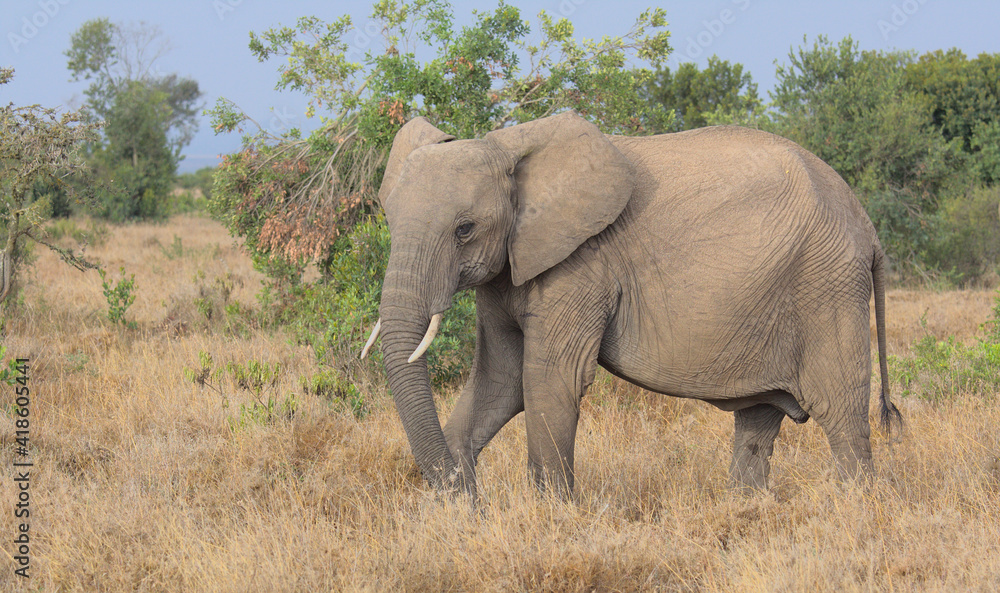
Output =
[
  {"x1": 529, "y1": 460, "x2": 575, "y2": 501},
  {"x1": 828, "y1": 434, "x2": 874, "y2": 483},
  {"x1": 729, "y1": 455, "x2": 771, "y2": 493}
]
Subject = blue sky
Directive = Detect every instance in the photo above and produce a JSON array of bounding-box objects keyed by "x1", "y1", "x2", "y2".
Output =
[{"x1": 2, "y1": 0, "x2": 997, "y2": 172}]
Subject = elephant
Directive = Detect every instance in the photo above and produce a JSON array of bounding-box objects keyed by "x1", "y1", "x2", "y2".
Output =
[{"x1": 362, "y1": 111, "x2": 900, "y2": 498}]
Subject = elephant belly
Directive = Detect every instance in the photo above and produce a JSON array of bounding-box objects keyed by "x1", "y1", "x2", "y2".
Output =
[{"x1": 597, "y1": 285, "x2": 802, "y2": 406}]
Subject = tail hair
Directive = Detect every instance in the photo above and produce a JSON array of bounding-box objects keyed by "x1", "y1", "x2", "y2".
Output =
[{"x1": 873, "y1": 246, "x2": 903, "y2": 439}]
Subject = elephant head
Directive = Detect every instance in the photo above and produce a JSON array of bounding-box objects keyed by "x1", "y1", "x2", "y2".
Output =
[{"x1": 373, "y1": 112, "x2": 634, "y2": 490}]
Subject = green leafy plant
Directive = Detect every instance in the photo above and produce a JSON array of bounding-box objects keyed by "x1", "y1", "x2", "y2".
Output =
[
  {"x1": 226, "y1": 396, "x2": 299, "y2": 433},
  {"x1": 190, "y1": 270, "x2": 253, "y2": 335},
  {"x1": 300, "y1": 368, "x2": 367, "y2": 419},
  {"x1": 185, "y1": 351, "x2": 298, "y2": 432},
  {"x1": 645, "y1": 56, "x2": 763, "y2": 132},
  {"x1": 267, "y1": 213, "x2": 476, "y2": 387},
  {"x1": 0, "y1": 347, "x2": 24, "y2": 418},
  {"x1": 987, "y1": 289, "x2": 1000, "y2": 344},
  {"x1": 98, "y1": 266, "x2": 137, "y2": 328},
  {"x1": 64, "y1": 351, "x2": 91, "y2": 374},
  {"x1": 0, "y1": 346, "x2": 18, "y2": 386},
  {"x1": 891, "y1": 295, "x2": 1000, "y2": 400},
  {"x1": 225, "y1": 359, "x2": 283, "y2": 398},
  {"x1": 161, "y1": 235, "x2": 185, "y2": 260},
  {"x1": 45, "y1": 218, "x2": 110, "y2": 247}
]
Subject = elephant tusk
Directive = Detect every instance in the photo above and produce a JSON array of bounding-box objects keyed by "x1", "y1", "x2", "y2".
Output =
[
  {"x1": 408, "y1": 313, "x2": 442, "y2": 363},
  {"x1": 360, "y1": 318, "x2": 382, "y2": 360}
]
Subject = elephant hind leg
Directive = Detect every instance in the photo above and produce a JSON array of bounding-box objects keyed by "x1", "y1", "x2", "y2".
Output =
[
  {"x1": 798, "y1": 332, "x2": 874, "y2": 481},
  {"x1": 730, "y1": 404, "x2": 786, "y2": 492},
  {"x1": 808, "y1": 379, "x2": 873, "y2": 480}
]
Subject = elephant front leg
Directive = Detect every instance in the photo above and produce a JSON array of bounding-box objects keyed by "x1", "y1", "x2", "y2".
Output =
[
  {"x1": 523, "y1": 363, "x2": 582, "y2": 497},
  {"x1": 730, "y1": 404, "x2": 785, "y2": 492},
  {"x1": 442, "y1": 290, "x2": 525, "y2": 499},
  {"x1": 522, "y1": 337, "x2": 602, "y2": 498},
  {"x1": 442, "y1": 350, "x2": 525, "y2": 497}
]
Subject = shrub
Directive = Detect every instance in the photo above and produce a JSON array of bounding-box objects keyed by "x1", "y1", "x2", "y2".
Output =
[
  {"x1": 189, "y1": 269, "x2": 254, "y2": 336},
  {"x1": 300, "y1": 368, "x2": 367, "y2": 419},
  {"x1": 166, "y1": 190, "x2": 209, "y2": 216},
  {"x1": 176, "y1": 166, "x2": 215, "y2": 201},
  {"x1": 862, "y1": 188, "x2": 938, "y2": 278},
  {"x1": 161, "y1": 235, "x2": 186, "y2": 260},
  {"x1": 98, "y1": 266, "x2": 137, "y2": 328},
  {"x1": 46, "y1": 219, "x2": 110, "y2": 248},
  {"x1": 0, "y1": 346, "x2": 18, "y2": 386},
  {"x1": 269, "y1": 213, "x2": 476, "y2": 388},
  {"x1": 927, "y1": 185, "x2": 1000, "y2": 284},
  {"x1": 891, "y1": 291, "x2": 1000, "y2": 400},
  {"x1": 185, "y1": 351, "x2": 298, "y2": 432}
]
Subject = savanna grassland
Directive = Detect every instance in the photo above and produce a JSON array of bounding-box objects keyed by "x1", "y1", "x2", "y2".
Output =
[{"x1": 1, "y1": 216, "x2": 999, "y2": 592}]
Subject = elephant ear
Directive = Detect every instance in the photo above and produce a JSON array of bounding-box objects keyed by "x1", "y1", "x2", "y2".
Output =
[
  {"x1": 378, "y1": 117, "x2": 455, "y2": 208},
  {"x1": 486, "y1": 111, "x2": 634, "y2": 286}
]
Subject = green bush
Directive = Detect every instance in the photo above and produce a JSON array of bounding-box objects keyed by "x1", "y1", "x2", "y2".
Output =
[
  {"x1": 46, "y1": 219, "x2": 110, "y2": 247},
  {"x1": 30, "y1": 179, "x2": 73, "y2": 219},
  {"x1": 926, "y1": 185, "x2": 1000, "y2": 284},
  {"x1": 98, "y1": 266, "x2": 137, "y2": 328},
  {"x1": 86, "y1": 138, "x2": 172, "y2": 222},
  {"x1": 184, "y1": 352, "x2": 298, "y2": 432},
  {"x1": 176, "y1": 167, "x2": 215, "y2": 200},
  {"x1": 0, "y1": 346, "x2": 18, "y2": 386},
  {"x1": 166, "y1": 190, "x2": 209, "y2": 216},
  {"x1": 270, "y1": 213, "x2": 477, "y2": 388},
  {"x1": 862, "y1": 188, "x2": 938, "y2": 277},
  {"x1": 189, "y1": 270, "x2": 254, "y2": 336},
  {"x1": 891, "y1": 291, "x2": 1000, "y2": 400},
  {"x1": 300, "y1": 368, "x2": 367, "y2": 419}
]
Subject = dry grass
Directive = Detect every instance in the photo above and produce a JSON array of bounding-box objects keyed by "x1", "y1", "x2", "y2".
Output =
[
  {"x1": 877, "y1": 289, "x2": 996, "y2": 355},
  {"x1": 1, "y1": 216, "x2": 998, "y2": 592}
]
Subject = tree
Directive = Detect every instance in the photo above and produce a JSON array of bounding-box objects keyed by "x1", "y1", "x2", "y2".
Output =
[
  {"x1": 902, "y1": 49, "x2": 1000, "y2": 280},
  {"x1": 1, "y1": 69, "x2": 101, "y2": 306},
  {"x1": 971, "y1": 120, "x2": 1000, "y2": 184},
  {"x1": 65, "y1": 18, "x2": 202, "y2": 220},
  {"x1": 89, "y1": 80, "x2": 178, "y2": 220},
  {"x1": 206, "y1": 0, "x2": 674, "y2": 383},
  {"x1": 209, "y1": 0, "x2": 672, "y2": 275},
  {"x1": 645, "y1": 55, "x2": 762, "y2": 131},
  {"x1": 905, "y1": 50, "x2": 1000, "y2": 151},
  {"x1": 905, "y1": 49, "x2": 1000, "y2": 186}
]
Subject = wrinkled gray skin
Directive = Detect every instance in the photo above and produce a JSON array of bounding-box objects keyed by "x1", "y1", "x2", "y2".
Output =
[{"x1": 376, "y1": 112, "x2": 898, "y2": 498}]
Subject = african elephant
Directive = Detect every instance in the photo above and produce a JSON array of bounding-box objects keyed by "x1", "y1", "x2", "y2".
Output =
[{"x1": 362, "y1": 111, "x2": 900, "y2": 498}]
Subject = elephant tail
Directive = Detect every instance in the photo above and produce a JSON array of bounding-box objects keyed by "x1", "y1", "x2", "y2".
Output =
[{"x1": 873, "y1": 247, "x2": 902, "y2": 436}]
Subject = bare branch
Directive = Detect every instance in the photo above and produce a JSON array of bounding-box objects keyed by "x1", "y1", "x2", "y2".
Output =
[
  {"x1": 114, "y1": 21, "x2": 170, "y2": 82},
  {"x1": 25, "y1": 230, "x2": 100, "y2": 272}
]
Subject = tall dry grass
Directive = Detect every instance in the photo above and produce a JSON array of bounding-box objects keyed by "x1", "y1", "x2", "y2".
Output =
[{"x1": 1, "y1": 216, "x2": 998, "y2": 592}]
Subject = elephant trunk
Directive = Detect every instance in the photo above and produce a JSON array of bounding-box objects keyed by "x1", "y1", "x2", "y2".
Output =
[{"x1": 379, "y1": 262, "x2": 462, "y2": 491}]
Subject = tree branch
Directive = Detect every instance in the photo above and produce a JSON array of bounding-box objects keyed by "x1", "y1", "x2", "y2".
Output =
[{"x1": 25, "y1": 231, "x2": 100, "y2": 272}]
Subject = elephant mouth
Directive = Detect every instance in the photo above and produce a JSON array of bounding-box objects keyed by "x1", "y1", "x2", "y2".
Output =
[{"x1": 457, "y1": 259, "x2": 496, "y2": 291}]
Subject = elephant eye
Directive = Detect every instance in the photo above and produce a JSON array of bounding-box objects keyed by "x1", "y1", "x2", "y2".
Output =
[{"x1": 455, "y1": 222, "x2": 475, "y2": 239}]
